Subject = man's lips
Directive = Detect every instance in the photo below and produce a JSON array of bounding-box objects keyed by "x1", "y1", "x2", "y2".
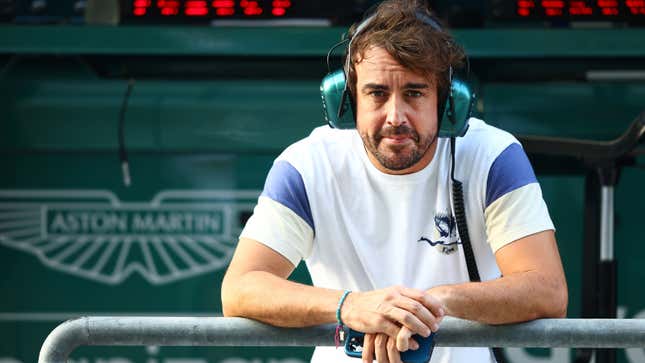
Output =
[{"x1": 382, "y1": 135, "x2": 413, "y2": 144}]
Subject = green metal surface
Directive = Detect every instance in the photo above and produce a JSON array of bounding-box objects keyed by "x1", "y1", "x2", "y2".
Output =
[
  {"x1": 0, "y1": 78, "x2": 323, "y2": 152},
  {"x1": 483, "y1": 83, "x2": 645, "y2": 140},
  {"x1": 0, "y1": 25, "x2": 345, "y2": 56},
  {"x1": 0, "y1": 26, "x2": 645, "y2": 57}
]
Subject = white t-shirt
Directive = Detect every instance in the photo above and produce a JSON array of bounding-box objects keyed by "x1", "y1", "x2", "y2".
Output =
[{"x1": 241, "y1": 118, "x2": 554, "y2": 363}]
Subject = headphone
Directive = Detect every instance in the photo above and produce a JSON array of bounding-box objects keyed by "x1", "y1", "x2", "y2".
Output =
[{"x1": 320, "y1": 9, "x2": 475, "y2": 138}]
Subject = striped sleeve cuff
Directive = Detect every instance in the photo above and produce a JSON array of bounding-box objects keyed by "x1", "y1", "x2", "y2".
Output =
[
  {"x1": 261, "y1": 160, "x2": 314, "y2": 232},
  {"x1": 240, "y1": 196, "x2": 314, "y2": 266},
  {"x1": 484, "y1": 183, "x2": 555, "y2": 252},
  {"x1": 486, "y1": 143, "x2": 537, "y2": 208}
]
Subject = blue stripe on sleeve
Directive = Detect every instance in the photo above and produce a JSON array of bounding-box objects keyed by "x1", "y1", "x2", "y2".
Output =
[
  {"x1": 486, "y1": 143, "x2": 537, "y2": 208},
  {"x1": 261, "y1": 160, "x2": 315, "y2": 231}
]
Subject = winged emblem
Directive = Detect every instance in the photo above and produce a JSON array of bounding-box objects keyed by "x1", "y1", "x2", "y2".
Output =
[{"x1": 0, "y1": 190, "x2": 258, "y2": 285}]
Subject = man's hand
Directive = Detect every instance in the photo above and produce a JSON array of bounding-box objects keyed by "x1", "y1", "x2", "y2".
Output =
[
  {"x1": 361, "y1": 332, "x2": 420, "y2": 363},
  {"x1": 341, "y1": 285, "x2": 445, "y2": 343}
]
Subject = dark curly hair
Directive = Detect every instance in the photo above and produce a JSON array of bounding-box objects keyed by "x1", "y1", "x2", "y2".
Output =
[{"x1": 345, "y1": 0, "x2": 465, "y2": 103}]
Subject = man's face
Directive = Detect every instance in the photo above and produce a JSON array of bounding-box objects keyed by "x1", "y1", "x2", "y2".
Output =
[{"x1": 354, "y1": 46, "x2": 439, "y2": 175}]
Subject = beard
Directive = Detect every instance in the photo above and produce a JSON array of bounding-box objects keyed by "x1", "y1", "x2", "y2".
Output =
[{"x1": 360, "y1": 124, "x2": 436, "y2": 171}]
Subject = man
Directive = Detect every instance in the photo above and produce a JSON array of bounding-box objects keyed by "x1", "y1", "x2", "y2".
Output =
[{"x1": 221, "y1": 0, "x2": 568, "y2": 362}]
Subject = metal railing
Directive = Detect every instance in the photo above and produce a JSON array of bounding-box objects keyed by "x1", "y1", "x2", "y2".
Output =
[{"x1": 39, "y1": 317, "x2": 645, "y2": 363}]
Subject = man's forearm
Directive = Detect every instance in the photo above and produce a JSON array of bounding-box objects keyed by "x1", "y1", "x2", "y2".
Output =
[
  {"x1": 428, "y1": 270, "x2": 568, "y2": 324},
  {"x1": 220, "y1": 238, "x2": 444, "y2": 336},
  {"x1": 222, "y1": 270, "x2": 342, "y2": 327},
  {"x1": 222, "y1": 269, "x2": 446, "y2": 340}
]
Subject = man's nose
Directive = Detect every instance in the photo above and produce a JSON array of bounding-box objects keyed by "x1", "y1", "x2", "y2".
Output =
[{"x1": 385, "y1": 95, "x2": 408, "y2": 127}]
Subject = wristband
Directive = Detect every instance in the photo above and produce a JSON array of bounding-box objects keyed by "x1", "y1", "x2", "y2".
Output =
[
  {"x1": 336, "y1": 290, "x2": 351, "y2": 325},
  {"x1": 334, "y1": 290, "x2": 351, "y2": 348}
]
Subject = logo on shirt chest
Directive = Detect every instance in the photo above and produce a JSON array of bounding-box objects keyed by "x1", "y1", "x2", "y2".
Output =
[{"x1": 418, "y1": 213, "x2": 461, "y2": 255}]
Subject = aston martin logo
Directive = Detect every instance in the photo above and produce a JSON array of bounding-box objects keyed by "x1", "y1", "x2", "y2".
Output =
[{"x1": 0, "y1": 190, "x2": 259, "y2": 285}]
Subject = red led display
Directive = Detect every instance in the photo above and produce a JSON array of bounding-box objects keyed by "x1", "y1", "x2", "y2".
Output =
[
  {"x1": 272, "y1": 7, "x2": 286, "y2": 16},
  {"x1": 129, "y1": 0, "x2": 642, "y2": 25},
  {"x1": 272, "y1": 0, "x2": 291, "y2": 7},
  {"x1": 517, "y1": 0, "x2": 536, "y2": 17},
  {"x1": 212, "y1": 0, "x2": 234, "y2": 16},
  {"x1": 133, "y1": 0, "x2": 151, "y2": 16},
  {"x1": 511, "y1": 0, "x2": 645, "y2": 20},
  {"x1": 156, "y1": 0, "x2": 180, "y2": 17},
  {"x1": 627, "y1": 0, "x2": 645, "y2": 15},
  {"x1": 160, "y1": 7, "x2": 178, "y2": 15},
  {"x1": 541, "y1": 0, "x2": 565, "y2": 16},
  {"x1": 212, "y1": 0, "x2": 234, "y2": 6},
  {"x1": 241, "y1": 0, "x2": 262, "y2": 16},
  {"x1": 158, "y1": 0, "x2": 180, "y2": 7},
  {"x1": 185, "y1": 8, "x2": 208, "y2": 16},
  {"x1": 131, "y1": 0, "x2": 295, "y2": 19},
  {"x1": 216, "y1": 7, "x2": 234, "y2": 15},
  {"x1": 185, "y1": 0, "x2": 208, "y2": 16},
  {"x1": 569, "y1": 1, "x2": 594, "y2": 15},
  {"x1": 272, "y1": 0, "x2": 290, "y2": 17},
  {"x1": 598, "y1": 0, "x2": 620, "y2": 15},
  {"x1": 134, "y1": 0, "x2": 152, "y2": 7}
]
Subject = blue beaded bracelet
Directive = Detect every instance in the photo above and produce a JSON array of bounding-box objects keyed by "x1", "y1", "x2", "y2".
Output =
[
  {"x1": 334, "y1": 290, "x2": 352, "y2": 348},
  {"x1": 336, "y1": 290, "x2": 352, "y2": 326}
]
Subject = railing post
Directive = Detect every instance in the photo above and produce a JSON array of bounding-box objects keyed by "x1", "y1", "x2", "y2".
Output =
[{"x1": 39, "y1": 318, "x2": 88, "y2": 363}]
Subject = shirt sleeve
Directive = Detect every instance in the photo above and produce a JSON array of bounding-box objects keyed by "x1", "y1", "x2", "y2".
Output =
[
  {"x1": 239, "y1": 160, "x2": 314, "y2": 266},
  {"x1": 484, "y1": 143, "x2": 555, "y2": 252}
]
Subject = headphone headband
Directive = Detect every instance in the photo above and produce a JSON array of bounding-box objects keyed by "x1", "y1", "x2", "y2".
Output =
[{"x1": 344, "y1": 10, "x2": 445, "y2": 75}]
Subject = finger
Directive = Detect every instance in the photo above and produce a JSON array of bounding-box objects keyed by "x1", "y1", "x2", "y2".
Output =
[
  {"x1": 402, "y1": 299, "x2": 444, "y2": 332},
  {"x1": 375, "y1": 333, "x2": 389, "y2": 363},
  {"x1": 410, "y1": 336, "x2": 420, "y2": 350},
  {"x1": 383, "y1": 306, "x2": 431, "y2": 337},
  {"x1": 399, "y1": 288, "x2": 446, "y2": 320},
  {"x1": 374, "y1": 317, "x2": 403, "y2": 341},
  {"x1": 392, "y1": 291, "x2": 443, "y2": 333},
  {"x1": 418, "y1": 293, "x2": 446, "y2": 324},
  {"x1": 393, "y1": 299, "x2": 436, "y2": 335},
  {"x1": 362, "y1": 333, "x2": 375, "y2": 363},
  {"x1": 397, "y1": 286, "x2": 427, "y2": 301},
  {"x1": 396, "y1": 326, "x2": 413, "y2": 352},
  {"x1": 387, "y1": 335, "x2": 403, "y2": 363}
]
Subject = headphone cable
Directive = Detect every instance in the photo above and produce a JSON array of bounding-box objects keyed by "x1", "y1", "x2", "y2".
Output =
[
  {"x1": 118, "y1": 79, "x2": 135, "y2": 187},
  {"x1": 326, "y1": 39, "x2": 349, "y2": 73}
]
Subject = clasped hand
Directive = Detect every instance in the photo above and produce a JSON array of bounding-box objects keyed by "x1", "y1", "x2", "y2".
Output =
[{"x1": 340, "y1": 285, "x2": 445, "y2": 363}]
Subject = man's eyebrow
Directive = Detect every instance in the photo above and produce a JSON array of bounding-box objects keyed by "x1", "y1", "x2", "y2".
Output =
[
  {"x1": 404, "y1": 83, "x2": 430, "y2": 89},
  {"x1": 361, "y1": 82, "x2": 431, "y2": 93},
  {"x1": 361, "y1": 82, "x2": 431, "y2": 91},
  {"x1": 362, "y1": 83, "x2": 389, "y2": 92}
]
